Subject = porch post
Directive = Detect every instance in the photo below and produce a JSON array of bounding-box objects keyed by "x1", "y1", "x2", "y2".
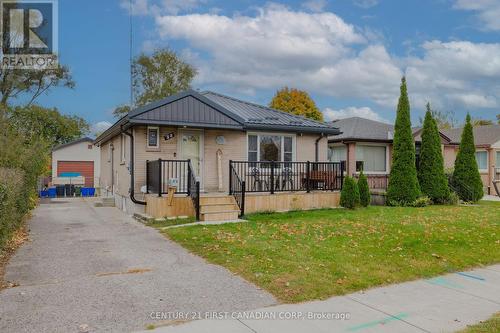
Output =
[
  {"x1": 306, "y1": 161, "x2": 311, "y2": 193},
  {"x1": 158, "y1": 158, "x2": 162, "y2": 197},
  {"x1": 187, "y1": 159, "x2": 191, "y2": 196},
  {"x1": 241, "y1": 180, "x2": 246, "y2": 216},
  {"x1": 229, "y1": 160, "x2": 233, "y2": 195},
  {"x1": 340, "y1": 161, "x2": 345, "y2": 190},
  {"x1": 270, "y1": 161, "x2": 275, "y2": 194},
  {"x1": 146, "y1": 160, "x2": 149, "y2": 194}
]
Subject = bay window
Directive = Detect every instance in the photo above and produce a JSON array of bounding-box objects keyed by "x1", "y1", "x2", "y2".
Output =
[
  {"x1": 328, "y1": 145, "x2": 346, "y2": 163},
  {"x1": 356, "y1": 145, "x2": 387, "y2": 172},
  {"x1": 248, "y1": 134, "x2": 294, "y2": 162}
]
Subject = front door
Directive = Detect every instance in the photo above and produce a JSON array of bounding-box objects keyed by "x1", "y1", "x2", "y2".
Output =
[{"x1": 179, "y1": 130, "x2": 204, "y2": 187}]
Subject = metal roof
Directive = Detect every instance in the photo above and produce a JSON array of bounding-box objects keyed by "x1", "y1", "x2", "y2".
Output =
[
  {"x1": 201, "y1": 91, "x2": 337, "y2": 132},
  {"x1": 95, "y1": 90, "x2": 340, "y2": 145}
]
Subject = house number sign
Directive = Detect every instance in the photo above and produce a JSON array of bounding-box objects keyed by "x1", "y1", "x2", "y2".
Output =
[{"x1": 164, "y1": 132, "x2": 175, "y2": 141}]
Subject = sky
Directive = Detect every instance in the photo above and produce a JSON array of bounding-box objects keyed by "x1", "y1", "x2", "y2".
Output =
[{"x1": 33, "y1": 0, "x2": 500, "y2": 134}]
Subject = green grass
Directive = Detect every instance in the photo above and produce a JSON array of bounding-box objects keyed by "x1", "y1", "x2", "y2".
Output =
[
  {"x1": 457, "y1": 313, "x2": 500, "y2": 332},
  {"x1": 159, "y1": 202, "x2": 500, "y2": 303},
  {"x1": 146, "y1": 217, "x2": 196, "y2": 229}
]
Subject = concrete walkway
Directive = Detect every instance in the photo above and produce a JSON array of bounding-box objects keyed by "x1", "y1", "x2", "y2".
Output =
[
  {"x1": 139, "y1": 265, "x2": 500, "y2": 333},
  {"x1": 0, "y1": 198, "x2": 275, "y2": 333}
]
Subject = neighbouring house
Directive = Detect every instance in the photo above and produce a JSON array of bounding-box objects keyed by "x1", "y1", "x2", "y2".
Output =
[
  {"x1": 328, "y1": 117, "x2": 500, "y2": 196},
  {"x1": 51, "y1": 137, "x2": 101, "y2": 188},
  {"x1": 94, "y1": 89, "x2": 343, "y2": 220}
]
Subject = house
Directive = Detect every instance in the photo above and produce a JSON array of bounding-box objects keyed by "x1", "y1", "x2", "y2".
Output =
[
  {"x1": 94, "y1": 89, "x2": 343, "y2": 220},
  {"x1": 328, "y1": 117, "x2": 500, "y2": 195},
  {"x1": 441, "y1": 125, "x2": 500, "y2": 196},
  {"x1": 51, "y1": 137, "x2": 101, "y2": 188}
]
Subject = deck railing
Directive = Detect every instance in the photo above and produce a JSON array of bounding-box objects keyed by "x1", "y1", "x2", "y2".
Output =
[
  {"x1": 229, "y1": 162, "x2": 245, "y2": 216},
  {"x1": 353, "y1": 173, "x2": 389, "y2": 190},
  {"x1": 146, "y1": 159, "x2": 200, "y2": 220},
  {"x1": 229, "y1": 161, "x2": 345, "y2": 195}
]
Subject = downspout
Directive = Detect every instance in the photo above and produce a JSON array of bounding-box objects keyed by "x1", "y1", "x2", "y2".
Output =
[
  {"x1": 123, "y1": 127, "x2": 146, "y2": 205},
  {"x1": 315, "y1": 134, "x2": 325, "y2": 162}
]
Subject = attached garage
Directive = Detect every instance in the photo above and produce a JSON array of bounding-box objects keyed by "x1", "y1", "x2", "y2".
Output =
[{"x1": 57, "y1": 161, "x2": 95, "y2": 187}]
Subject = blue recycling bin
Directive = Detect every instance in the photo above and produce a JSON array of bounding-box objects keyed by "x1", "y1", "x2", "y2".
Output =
[
  {"x1": 81, "y1": 188, "x2": 89, "y2": 197},
  {"x1": 48, "y1": 187, "x2": 57, "y2": 198},
  {"x1": 40, "y1": 190, "x2": 48, "y2": 198},
  {"x1": 88, "y1": 188, "x2": 95, "y2": 197}
]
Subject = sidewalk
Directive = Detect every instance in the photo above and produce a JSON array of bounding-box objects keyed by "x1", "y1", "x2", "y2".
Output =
[{"x1": 139, "y1": 265, "x2": 500, "y2": 333}]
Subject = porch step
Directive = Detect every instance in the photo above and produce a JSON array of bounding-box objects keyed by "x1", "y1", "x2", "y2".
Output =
[
  {"x1": 201, "y1": 210, "x2": 240, "y2": 222},
  {"x1": 200, "y1": 196, "x2": 236, "y2": 205},
  {"x1": 200, "y1": 203, "x2": 238, "y2": 214}
]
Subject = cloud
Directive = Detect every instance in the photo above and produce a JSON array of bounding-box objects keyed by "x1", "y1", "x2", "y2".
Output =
[
  {"x1": 154, "y1": 5, "x2": 500, "y2": 113},
  {"x1": 323, "y1": 106, "x2": 387, "y2": 122},
  {"x1": 353, "y1": 0, "x2": 379, "y2": 9},
  {"x1": 302, "y1": 0, "x2": 327, "y2": 12},
  {"x1": 453, "y1": 0, "x2": 500, "y2": 31},
  {"x1": 91, "y1": 121, "x2": 112, "y2": 136},
  {"x1": 405, "y1": 40, "x2": 500, "y2": 110}
]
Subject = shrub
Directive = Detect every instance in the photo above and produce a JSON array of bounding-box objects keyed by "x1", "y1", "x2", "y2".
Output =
[
  {"x1": 409, "y1": 196, "x2": 432, "y2": 207},
  {"x1": 340, "y1": 176, "x2": 360, "y2": 209},
  {"x1": 452, "y1": 114, "x2": 484, "y2": 202},
  {"x1": 0, "y1": 168, "x2": 25, "y2": 250},
  {"x1": 443, "y1": 192, "x2": 460, "y2": 205},
  {"x1": 387, "y1": 77, "x2": 420, "y2": 205},
  {"x1": 418, "y1": 105, "x2": 450, "y2": 203},
  {"x1": 358, "y1": 171, "x2": 370, "y2": 207}
]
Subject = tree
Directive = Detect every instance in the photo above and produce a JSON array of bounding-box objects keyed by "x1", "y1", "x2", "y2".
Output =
[
  {"x1": 497, "y1": 114, "x2": 500, "y2": 124},
  {"x1": 418, "y1": 108, "x2": 456, "y2": 129},
  {"x1": 0, "y1": 65, "x2": 75, "y2": 115},
  {"x1": 7, "y1": 105, "x2": 89, "y2": 146},
  {"x1": 452, "y1": 114, "x2": 484, "y2": 202},
  {"x1": 340, "y1": 176, "x2": 360, "y2": 209},
  {"x1": 358, "y1": 171, "x2": 370, "y2": 207},
  {"x1": 418, "y1": 103, "x2": 450, "y2": 203},
  {"x1": 113, "y1": 48, "x2": 197, "y2": 118},
  {"x1": 471, "y1": 118, "x2": 493, "y2": 127},
  {"x1": 387, "y1": 77, "x2": 420, "y2": 205},
  {"x1": 112, "y1": 105, "x2": 131, "y2": 118},
  {"x1": 269, "y1": 87, "x2": 323, "y2": 121}
]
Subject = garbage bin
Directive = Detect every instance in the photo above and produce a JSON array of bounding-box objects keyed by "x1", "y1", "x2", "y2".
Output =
[
  {"x1": 88, "y1": 188, "x2": 95, "y2": 197},
  {"x1": 64, "y1": 184, "x2": 75, "y2": 197},
  {"x1": 48, "y1": 187, "x2": 57, "y2": 198},
  {"x1": 81, "y1": 188, "x2": 89, "y2": 197},
  {"x1": 56, "y1": 185, "x2": 65, "y2": 197},
  {"x1": 75, "y1": 187, "x2": 81, "y2": 197}
]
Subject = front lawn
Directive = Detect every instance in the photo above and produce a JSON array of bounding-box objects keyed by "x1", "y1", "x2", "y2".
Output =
[{"x1": 161, "y1": 202, "x2": 500, "y2": 303}]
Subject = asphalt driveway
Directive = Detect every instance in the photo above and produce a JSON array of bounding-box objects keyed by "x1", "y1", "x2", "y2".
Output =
[{"x1": 0, "y1": 198, "x2": 275, "y2": 333}]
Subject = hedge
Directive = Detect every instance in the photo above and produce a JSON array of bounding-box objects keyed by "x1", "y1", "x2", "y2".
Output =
[{"x1": 0, "y1": 168, "x2": 25, "y2": 250}]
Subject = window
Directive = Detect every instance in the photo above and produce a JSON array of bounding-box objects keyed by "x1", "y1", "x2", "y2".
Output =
[
  {"x1": 147, "y1": 127, "x2": 159, "y2": 148},
  {"x1": 247, "y1": 134, "x2": 294, "y2": 163},
  {"x1": 328, "y1": 145, "x2": 346, "y2": 162},
  {"x1": 87, "y1": 144, "x2": 93, "y2": 150},
  {"x1": 120, "y1": 134, "x2": 126, "y2": 162},
  {"x1": 475, "y1": 151, "x2": 487, "y2": 170},
  {"x1": 356, "y1": 145, "x2": 387, "y2": 172}
]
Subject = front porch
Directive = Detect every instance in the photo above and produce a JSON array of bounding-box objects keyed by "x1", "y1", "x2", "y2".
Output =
[{"x1": 144, "y1": 159, "x2": 345, "y2": 220}]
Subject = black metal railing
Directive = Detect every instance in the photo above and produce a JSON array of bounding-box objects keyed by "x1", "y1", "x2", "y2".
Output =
[
  {"x1": 229, "y1": 161, "x2": 345, "y2": 195},
  {"x1": 146, "y1": 158, "x2": 200, "y2": 220},
  {"x1": 229, "y1": 162, "x2": 245, "y2": 216},
  {"x1": 187, "y1": 160, "x2": 200, "y2": 220},
  {"x1": 146, "y1": 159, "x2": 190, "y2": 195}
]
